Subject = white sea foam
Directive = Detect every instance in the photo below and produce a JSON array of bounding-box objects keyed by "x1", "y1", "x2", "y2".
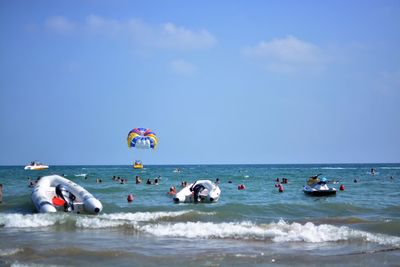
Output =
[
  {"x1": 138, "y1": 219, "x2": 400, "y2": 246},
  {"x1": 11, "y1": 263, "x2": 60, "y2": 267},
  {"x1": 3, "y1": 212, "x2": 399, "y2": 246},
  {"x1": 139, "y1": 221, "x2": 261, "y2": 239},
  {"x1": 0, "y1": 211, "x2": 214, "y2": 229},
  {"x1": 0, "y1": 214, "x2": 67, "y2": 228},
  {"x1": 76, "y1": 217, "x2": 128, "y2": 229},
  {"x1": 74, "y1": 173, "x2": 87, "y2": 177},
  {"x1": 0, "y1": 248, "x2": 23, "y2": 257},
  {"x1": 76, "y1": 210, "x2": 213, "y2": 229}
]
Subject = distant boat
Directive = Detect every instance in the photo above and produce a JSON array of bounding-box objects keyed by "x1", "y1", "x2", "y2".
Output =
[
  {"x1": 133, "y1": 160, "x2": 143, "y2": 169},
  {"x1": 24, "y1": 161, "x2": 49, "y2": 171}
]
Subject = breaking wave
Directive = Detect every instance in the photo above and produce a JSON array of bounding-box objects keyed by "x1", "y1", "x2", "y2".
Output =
[
  {"x1": 1, "y1": 213, "x2": 399, "y2": 246},
  {"x1": 138, "y1": 220, "x2": 400, "y2": 246},
  {"x1": 0, "y1": 248, "x2": 23, "y2": 257}
]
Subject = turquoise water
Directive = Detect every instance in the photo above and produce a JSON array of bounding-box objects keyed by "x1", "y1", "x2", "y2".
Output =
[{"x1": 0, "y1": 164, "x2": 399, "y2": 266}]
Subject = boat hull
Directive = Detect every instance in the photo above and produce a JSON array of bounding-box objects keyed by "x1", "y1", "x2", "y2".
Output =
[
  {"x1": 24, "y1": 165, "x2": 49, "y2": 170},
  {"x1": 303, "y1": 185, "x2": 337, "y2": 196}
]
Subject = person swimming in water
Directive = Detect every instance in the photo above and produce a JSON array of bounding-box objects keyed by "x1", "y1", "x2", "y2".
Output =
[{"x1": 168, "y1": 186, "x2": 177, "y2": 195}]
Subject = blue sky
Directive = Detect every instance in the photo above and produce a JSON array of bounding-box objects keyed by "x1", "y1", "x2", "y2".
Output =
[{"x1": 1, "y1": 0, "x2": 399, "y2": 165}]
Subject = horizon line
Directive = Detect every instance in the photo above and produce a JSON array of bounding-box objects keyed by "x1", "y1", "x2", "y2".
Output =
[{"x1": 1, "y1": 162, "x2": 399, "y2": 167}]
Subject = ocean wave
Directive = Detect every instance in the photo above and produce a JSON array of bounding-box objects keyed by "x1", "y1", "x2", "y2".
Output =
[
  {"x1": 316, "y1": 167, "x2": 359, "y2": 170},
  {"x1": 74, "y1": 173, "x2": 87, "y2": 177},
  {"x1": 138, "y1": 220, "x2": 400, "y2": 246},
  {"x1": 76, "y1": 210, "x2": 209, "y2": 229},
  {"x1": 0, "y1": 211, "x2": 215, "y2": 229},
  {"x1": 0, "y1": 213, "x2": 69, "y2": 228},
  {"x1": 380, "y1": 167, "x2": 400, "y2": 170},
  {"x1": 0, "y1": 248, "x2": 23, "y2": 257},
  {"x1": 3, "y1": 213, "x2": 399, "y2": 246},
  {"x1": 11, "y1": 263, "x2": 61, "y2": 267}
]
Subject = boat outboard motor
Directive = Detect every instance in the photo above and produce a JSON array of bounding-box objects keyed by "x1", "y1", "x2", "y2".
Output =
[
  {"x1": 55, "y1": 184, "x2": 75, "y2": 212},
  {"x1": 192, "y1": 184, "x2": 205, "y2": 203}
]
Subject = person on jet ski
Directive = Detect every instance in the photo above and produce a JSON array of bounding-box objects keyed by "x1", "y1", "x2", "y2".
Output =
[{"x1": 307, "y1": 174, "x2": 321, "y2": 186}]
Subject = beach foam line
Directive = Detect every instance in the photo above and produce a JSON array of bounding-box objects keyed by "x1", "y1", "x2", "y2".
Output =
[
  {"x1": 138, "y1": 220, "x2": 400, "y2": 246},
  {"x1": 75, "y1": 173, "x2": 87, "y2": 177}
]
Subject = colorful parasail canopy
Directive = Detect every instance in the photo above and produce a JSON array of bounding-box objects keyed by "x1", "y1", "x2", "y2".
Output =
[{"x1": 127, "y1": 128, "x2": 158, "y2": 149}]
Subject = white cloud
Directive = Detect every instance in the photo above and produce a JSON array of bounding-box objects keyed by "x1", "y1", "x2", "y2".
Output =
[
  {"x1": 169, "y1": 59, "x2": 196, "y2": 75},
  {"x1": 159, "y1": 22, "x2": 216, "y2": 50},
  {"x1": 45, "y1": 16, "x2": 75, "y2": 33},
  {"x1": 44, "y1": 14, "x2": 217, "y2": 51},
  {"x1": 243, "y1": 36, "x2": 325, "y2": 73}
]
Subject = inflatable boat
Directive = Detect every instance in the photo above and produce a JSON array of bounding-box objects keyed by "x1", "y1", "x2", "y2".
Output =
[
  {"x1": 303, "y1": 177, "x2": 336, "y2": 196},
  {"x1": 174, "y1": 180, "x2": 221, "y2": 203},
  {"x1": 24, "y1": 161, "x2": 49, "y2": 170},
  {"x1": 31, "y1": 175, "x2": 103, "y2": 214}
]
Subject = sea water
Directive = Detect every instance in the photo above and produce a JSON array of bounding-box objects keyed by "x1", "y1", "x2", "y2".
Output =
[{"x1": 0, "y1": 164, "x2": 399, "y2": 266}]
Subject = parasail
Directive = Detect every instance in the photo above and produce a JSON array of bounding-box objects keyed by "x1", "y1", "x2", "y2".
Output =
[{"x1": 127, "y1": 128, "x2": 158, "y2": 149}]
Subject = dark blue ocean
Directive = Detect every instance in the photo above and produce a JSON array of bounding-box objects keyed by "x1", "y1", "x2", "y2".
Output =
[{"x1": 0, "y1": 164, "x2": 399, "y2": 266}]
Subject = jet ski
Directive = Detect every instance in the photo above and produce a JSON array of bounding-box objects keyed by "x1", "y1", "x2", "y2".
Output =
[
  {"x1": 303, "y1": 177, "x2": 336, "y2": 196},
  {"x1": 173, "y1": 179, "x2": 221, "y2": 203}
]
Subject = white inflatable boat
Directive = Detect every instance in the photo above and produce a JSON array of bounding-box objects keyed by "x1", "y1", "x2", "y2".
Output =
[
  {"x1": 31, "y1": 175, "x2": 103, "y2": 214},
  {"x1": 174, "y1": 179, "x2": 221, "y2": 203},
  {"x1": 24, "y1": 161, "x2": 49, "y2": 170}
]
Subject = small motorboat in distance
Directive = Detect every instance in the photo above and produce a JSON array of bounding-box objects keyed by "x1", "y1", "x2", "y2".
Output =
[
  {"x1": 31, "y1": 175, "x2": 103, "y2": 214},
  {"x1": 174, "y1": 179, "x2": 221, "y2": 203},
  {"x1": 303, "y1": 176, "x2": 336, "y2": 196},
  {"x1": 133, "y1": 160, "x2": 143, "y2": 169},
  {"x1": 24, "y1": 161, "x2": 49, "y2": 170}
]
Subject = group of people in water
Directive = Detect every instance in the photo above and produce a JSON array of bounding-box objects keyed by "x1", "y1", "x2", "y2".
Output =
[
  {"x1": 276, "y1": 177, "x2": 289, "y2": 184},
  {"x1": 133, "y1": 175, "x2": 162, "y2": 185}
]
